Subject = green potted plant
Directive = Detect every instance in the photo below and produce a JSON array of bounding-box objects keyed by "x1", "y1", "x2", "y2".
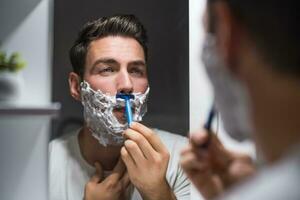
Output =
[{"x1": 0, "y1": 51, "x2": 26, "y2": 104}]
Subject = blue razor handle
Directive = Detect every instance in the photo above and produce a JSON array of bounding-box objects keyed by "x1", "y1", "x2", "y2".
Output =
[
  {"x1": 116, "y1": 94, "x2": 134, "y2": 125},
  {"x1": 204, "y1": 106, "x2": 216, "y2": 131},
  {"x1": 201, "y1": 105, "x2": 216, "y2": 148}
]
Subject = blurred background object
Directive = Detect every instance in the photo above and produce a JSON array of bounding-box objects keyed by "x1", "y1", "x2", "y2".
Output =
[
  {"x1": 0, "y1": 0, "x2": 53, "y2": 106},
  {"x1": 0, "y1": 51, "x2": 26, "y2": 104},
  {"x1": 0, "y1": 104, "x2": 60, "y2": 200},
  {"x1": 0, "y1": 0, "x2": 55, "y2": 199}
]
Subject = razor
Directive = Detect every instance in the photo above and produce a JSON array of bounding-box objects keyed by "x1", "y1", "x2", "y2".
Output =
[{"x1": 116, "y1": 93, "x2": 135, "y2": 125}]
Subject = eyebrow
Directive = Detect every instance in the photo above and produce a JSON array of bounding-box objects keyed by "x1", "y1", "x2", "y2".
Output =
[
  {"x1": 129, "y1": 60, "x2": 146, "y2": 67},
  {"x1": 91, "y1": 58, "x2": 146, "y2": 69},
  {"x1": 92, "y1": 58, "x2": 119, "y2": 68}
]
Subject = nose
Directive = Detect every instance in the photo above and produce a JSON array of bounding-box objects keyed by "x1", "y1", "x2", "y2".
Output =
[{"x1": 116, "y1": 70, "x2": 133, "y2": 94}]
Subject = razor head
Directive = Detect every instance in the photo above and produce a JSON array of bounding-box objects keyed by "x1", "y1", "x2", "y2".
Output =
[{"x1": 116, "y1": 93, "x2": 135, "y2": 100}]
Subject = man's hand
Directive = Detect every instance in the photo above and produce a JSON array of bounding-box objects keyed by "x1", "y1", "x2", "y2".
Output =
[
  {"x1": 180, "y1": 130, "x2": 255, "y2": 200},
  {"x1": 84, "y1": 159, "x2": 130, "y2": 200},
  {"x1": 121, "y1": 122, "x2": 176, "y2": 200}
]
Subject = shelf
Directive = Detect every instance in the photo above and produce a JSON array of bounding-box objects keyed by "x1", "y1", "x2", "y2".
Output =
[
  {"x1": 0, "y1": 101, "x2": 58, "y2": 200},
  {"x1": 0, "y1": 102, "x2": 61, "y2": 116}
]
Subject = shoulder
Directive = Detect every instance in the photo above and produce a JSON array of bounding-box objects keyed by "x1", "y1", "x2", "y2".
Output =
[
  {"x1": 49, "y1": 131, "x2": 77, "y2": 158},
  {"x1": 49, "y1": 130, "x2": 79, "y2": 172},
  {"x1": 221, "y1": 154, "x2": 300, "y2": 200},
  {"x1": 49, "y1": 131, "x2": 79, "y2": 200},
  {"x1": 152, "y1": 128, "x2": 188, "y2": 167},
  {"x1": 153, "y1": 128, "x2": 188, "y2": 152},
  {"x1": 153, "y1": 129, "x2": 191, "y2": 199}
]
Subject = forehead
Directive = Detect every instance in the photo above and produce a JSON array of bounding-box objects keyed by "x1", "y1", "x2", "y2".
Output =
[{"x1": 86, "y1": 36, "x2": 145, "y2": 65}]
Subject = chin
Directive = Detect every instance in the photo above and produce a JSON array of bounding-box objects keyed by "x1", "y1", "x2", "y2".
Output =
[{"x1": 113, "y1": 112, "x2": 127, "y2": 124}]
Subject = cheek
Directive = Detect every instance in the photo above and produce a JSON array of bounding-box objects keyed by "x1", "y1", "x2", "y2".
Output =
[
  {"x1": 133, "y1": 78, "x2": 149, "y2": 93},
  {"x1": 85, "y1": 76, "x2": 117, "y2": 95}
]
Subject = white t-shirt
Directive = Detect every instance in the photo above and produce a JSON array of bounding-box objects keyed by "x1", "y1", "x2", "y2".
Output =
[
  {"x1": 49, "y1": 129, "x2": 190, "y2": 200},
  {"x1": 218, "y1": 145, "x2": 300, "y2": 200}
]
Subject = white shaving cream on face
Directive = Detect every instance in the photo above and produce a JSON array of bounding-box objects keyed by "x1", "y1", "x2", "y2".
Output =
[
  {"x1": 201, "y1": 34, "x2": 253, "y2": 141},
  {"x1": 80, "y1": 81, "x2": 149, "y2": 146}
]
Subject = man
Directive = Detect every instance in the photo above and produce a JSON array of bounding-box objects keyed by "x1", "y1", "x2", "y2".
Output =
[
  {"x1": 181, "y1": 0, "x2": 300, "y2": 199},
  {"x1": 49, "y1": 14, "x2": 190, "y2": 200}
]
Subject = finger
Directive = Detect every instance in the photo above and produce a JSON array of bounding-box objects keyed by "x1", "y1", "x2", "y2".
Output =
[
  {"x1": 123, "y1": 128, "x2": 157, "y2": 160},
  {"x1": 90, "y1": 162, "x2": 103, "y2": 183},
  {"x1": 181, "y1": 144, "x2": 209, "y2": 161},
  {"x1": 114, "y1": 157, "x2": 126, "y2": 174},
  {"x1": 180, "y1": 150, "x2": 214, "y2": 185},
  {"x1": 190, "y1": 130, "x2": 210, "y2": 147},
  {"x1": 120, "y1": 172, "x2": 131, "y2": 189},
  {"x1": 106, "y1": 158, "x2": 126, "y2": 183},
  {"x1": 191, "y1": 133, "x2": 234, "y2": 174},
  {"x1": 231, "y1": 151, "x2": 253, "y2": 164},
  {"x1": 180, "y1": 145, "x2": 193, "y2": 156},
  {"x1": 194, "y1": 149, "x2": 210, "y2": 161},
  {"x1": 90, "y1": 173, "x2": 100, "y2": 183},
  {"x1": 124, "y1": 140, "x2": 146, "y2": 165},
  {"x1": 180, "y1": 152, "x2": 210, "y2": 172},
  {"x1": 120, "y1": 146, "x2": 136, "y2": 171},
  {"x1": 188, "y1": 133, "x2": 234, "y2": 175},
  {"x1": 130, "y1": 122, "x2": 166, "y2": 153}
]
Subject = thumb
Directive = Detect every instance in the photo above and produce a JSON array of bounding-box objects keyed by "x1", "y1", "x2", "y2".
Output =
[
  {"x1": 106, "y1": 158, "x2": 126, "y2": 183},
  {"x1": 190, "y1": 130, "x2": 210, "y2": 147}
]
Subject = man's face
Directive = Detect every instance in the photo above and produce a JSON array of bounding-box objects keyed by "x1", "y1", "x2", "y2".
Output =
[
  {"x1": 200, "y1": 2, "x2": 255, "y2": 141},
  {"x1": 83, "y1": 36, "x2": 149, "y2": 122}
]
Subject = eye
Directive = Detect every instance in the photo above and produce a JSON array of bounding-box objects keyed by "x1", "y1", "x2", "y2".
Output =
[
  {"x1": 99, "y1": 66, "x2": 115, "y2": 75},
  {"x1": 129, "y1": 67, "x2": 145, "y2": 77}
]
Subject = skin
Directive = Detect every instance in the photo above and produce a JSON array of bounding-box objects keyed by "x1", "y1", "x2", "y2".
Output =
[
  {"x1": 181, "y1": 1, "x2": 300, "y2": 199},
  {"x1": 181, "y1": 131, "x2": 255, "y2": 199},
  {"x1": 69, "y1": 36, "x2": 176, "y2": 200}
]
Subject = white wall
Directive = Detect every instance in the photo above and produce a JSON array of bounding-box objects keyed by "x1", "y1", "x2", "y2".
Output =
[
  {"x1": 0, "y1": 1, "x2": 53, "y2": 199},
  {"x1": 0, "y1": 0, "x2": 53, "y2": 105},
  {"x1": 189, "y1": 0, "x2": 255, "y2": 198},
  {"x1": 189, "y1": 0, "x2": 213, "y2": 131}
]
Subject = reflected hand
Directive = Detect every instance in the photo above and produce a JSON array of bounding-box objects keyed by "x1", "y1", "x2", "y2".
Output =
[{"x1": 180, "y1": 130, "x2": 255, "y2": 200}]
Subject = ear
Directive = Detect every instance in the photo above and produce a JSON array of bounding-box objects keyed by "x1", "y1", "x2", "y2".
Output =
[
  {"x1": 68, "y1": 72, "x2": 81, "y2": 101},
  {"x1": 213, "y1": 1, "x2": 240, "y2": 74}
]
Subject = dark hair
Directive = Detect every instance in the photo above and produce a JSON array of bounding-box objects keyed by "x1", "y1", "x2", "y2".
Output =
[
  {"x1": 208, "y1": 0, "x2": 300, "y2": 77},
  {"x1": 69, "y1": 14, "x2": 148, "y2": 77}
]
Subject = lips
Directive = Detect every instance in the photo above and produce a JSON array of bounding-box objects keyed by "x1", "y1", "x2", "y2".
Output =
[
  {"x1": 114, "y1": 105, "x2": 135, "y2": 113},
  {"x1": 113, "y1": 106, "x2": 135, "y2": 124},
  {"x1": 114, "y1": 106, "x2": 125, "y2": 113},
  {"x1": 113, "y1": 107, "x2": 126, "y2": 124}
]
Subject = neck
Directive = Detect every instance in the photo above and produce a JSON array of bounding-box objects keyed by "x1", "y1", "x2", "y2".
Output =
[
  {"x1": 78, "y1": 125, "x2": 122, "y2": 171},
  {"x1": 242, "y1": 55, "x2": 300, "y2": 163},
  {"x1": 255, "y1": 78, "x2": 300, "y2": 163}
]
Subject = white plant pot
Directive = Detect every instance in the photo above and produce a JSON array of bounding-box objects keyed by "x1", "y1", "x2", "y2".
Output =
[{"x1": 0, "y1": 72, "x2": 23, "y2": 104}]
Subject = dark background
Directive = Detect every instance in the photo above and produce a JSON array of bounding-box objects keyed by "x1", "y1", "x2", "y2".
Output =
[{"x1": 51, "y1": 0, "x2": 189, "y2": 139}]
